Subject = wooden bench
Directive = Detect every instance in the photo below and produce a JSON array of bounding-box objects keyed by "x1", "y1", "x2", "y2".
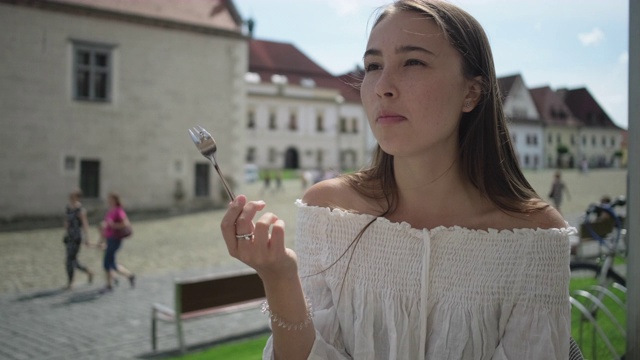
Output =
[{"x1": 151, "y1": 269, "x2": 266, "y2": 353}]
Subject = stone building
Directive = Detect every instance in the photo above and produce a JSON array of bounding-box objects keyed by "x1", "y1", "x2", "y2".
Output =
[{"x1": 0, "y1": 0, "x2": 247, "y2": 221}]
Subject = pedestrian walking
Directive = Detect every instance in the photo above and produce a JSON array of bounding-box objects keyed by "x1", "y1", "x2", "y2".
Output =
[
  {"x1": 275, "y1": 170, "x2": 283, "y2": 192},
  {"x1": 63, "y1": 189, "x2": 94, "y2": 289},
  {"x1": 99, "y1": 192, "x2": 135, "y2": 292},
  {"x1": 261, "y1": 170, "x2": 272, "y2": 195},
  {"x1": 581, "y1": 158, "x2": 589, "y2": 174},
  {"x1": 222, "y1": 1, "x2": 574, "y2": 358},
  {"x1": 549, "y1": 170, "x2": 571, "y2": 213}
]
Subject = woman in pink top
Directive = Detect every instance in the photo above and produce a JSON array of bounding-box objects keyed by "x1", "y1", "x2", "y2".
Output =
[{"x1": 99, "y1": 192, "x2": 135, "y2": 292}]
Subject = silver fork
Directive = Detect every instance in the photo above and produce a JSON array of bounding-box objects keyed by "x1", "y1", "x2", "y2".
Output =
[{"x1": 188, "y1": 125, "x2": 236, "y2": 201}]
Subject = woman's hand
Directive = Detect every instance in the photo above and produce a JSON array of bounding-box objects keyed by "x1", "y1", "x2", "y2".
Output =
[{"x1": 220, "y1": 195, "x2": 298, "y2": 282}]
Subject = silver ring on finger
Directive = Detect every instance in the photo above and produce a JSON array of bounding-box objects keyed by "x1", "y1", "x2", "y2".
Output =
[{"x1": 235, "y1": 233, "x2": 254, "y2": 241}]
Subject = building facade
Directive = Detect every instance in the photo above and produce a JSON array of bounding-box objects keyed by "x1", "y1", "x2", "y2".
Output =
[
  {"x1": 498, "y1": 74, "x2": 544, "y2": 169},
  {"x1": 500, "y1": 74, "x2": 625, "y2": 171},
  {"x1": 0, "y1": 1, "x2": 625, "y2": 223},
  {"x1": 531, "y1": 86, "x2": 624, "y2": 169},
  {"x1": 0, "y1": 0, "x2": 247, "y2": 221},
  {"x1": 561, "y1": 88, "x2": 624, "y2": 168},
  {"x1": 245, "y1": 39, "x2": 369, "y2": 174},
  {"x1": 530, "y1": 86, "x2": 583, "y2": 168}
]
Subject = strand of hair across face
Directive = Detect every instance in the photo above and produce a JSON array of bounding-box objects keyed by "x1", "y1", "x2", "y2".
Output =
[{"x1": 300, "y1": 216, "x2": 378, "y2": 313}]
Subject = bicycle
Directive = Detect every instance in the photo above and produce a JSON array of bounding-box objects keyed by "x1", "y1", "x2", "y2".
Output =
[{"x1": 569, "y1": 196, "x2": 627, "y2": 360}]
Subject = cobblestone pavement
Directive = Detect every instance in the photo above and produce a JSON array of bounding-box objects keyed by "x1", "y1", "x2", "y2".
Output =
[
  {"x1": 0, "y1": 264, "x2": 269, "y2": 360},
  {"x1": 0, "y1": 180, "x2": 305, "y2": 295},
  {"x1": 0, "y1": 169, "x2": 628, "y2": 359}
]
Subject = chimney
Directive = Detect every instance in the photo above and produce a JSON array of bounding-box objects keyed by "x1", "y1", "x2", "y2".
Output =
[{"x1": 246, "y1": 18, "x2": 255, "y2": 38}]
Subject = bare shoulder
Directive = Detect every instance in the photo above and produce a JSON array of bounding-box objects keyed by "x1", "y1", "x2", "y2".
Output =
[
  {"x1": 302, "y1": 177, "x2": 381, "y2": 214},
  {"x1": 503, "y1": 202, "x2": 568, "y2": 230},
  {"x1": 528, "y1": 204, "x2": 568, "y2": 229},
  {"x1": 301, "y1": 178, "x2": 343, "y2": 207}
]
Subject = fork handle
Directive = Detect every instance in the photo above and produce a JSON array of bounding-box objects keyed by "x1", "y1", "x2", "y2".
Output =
[{"x1": 207, "y1": 155, "x2": 236, "y2": 201}]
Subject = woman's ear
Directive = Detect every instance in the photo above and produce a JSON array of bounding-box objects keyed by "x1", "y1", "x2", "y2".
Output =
[{"x1": 462, "y1": 76, "x2": 483, "y2": 112}]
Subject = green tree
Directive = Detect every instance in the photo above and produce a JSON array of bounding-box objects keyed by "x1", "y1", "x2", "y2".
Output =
[{"x1": 556, "y1": 144, "x2": 569, "y2": 168}]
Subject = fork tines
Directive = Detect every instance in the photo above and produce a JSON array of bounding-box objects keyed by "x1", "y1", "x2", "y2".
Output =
[{"x1": 188, "y1": 126, "x2": 216, "y2": 155}]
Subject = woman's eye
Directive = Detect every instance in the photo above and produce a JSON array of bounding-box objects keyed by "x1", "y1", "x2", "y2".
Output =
[
  {"x1": 405, "y1": 59, "x2": 425, "y2": 67},
  {"x1": 364, "y1": 63, "x2": 381, "y2": 72}
]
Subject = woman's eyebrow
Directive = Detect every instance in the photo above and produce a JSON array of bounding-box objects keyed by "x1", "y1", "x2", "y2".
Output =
[
  {"x1": 363, "y1": 48, "x2": 382, "y2": 59},
  {"x1": 395, "y1": 45, "x2": 436, "y2": 56},
  {"x1": 363, "y1": 45, "x2": 436, "y2": 59}
]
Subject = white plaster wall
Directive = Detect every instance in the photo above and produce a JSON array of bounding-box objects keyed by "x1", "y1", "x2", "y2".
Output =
[
  {"x1": 246, "y1": 82, "x2": 372, "y2": 172},
  {"x1": 246, "y1": 98, "x2": 338, "y2": 170},
  {"x1": 577, "y1": 128, "x2": 623, "y2": 167},
  {"x1": 0, "y1": 4, "x2": 247, "y2": 218},
  {"x1": 510, "y1": 123, "x2": 544, "y2": 169},
  {"x1": 503, "y1": 77, "x2": 544, "y2": 169},
  {"x1": 543, "y1": 126, "x2": 580, "y2": 168},
  {"x1": 337, "y1": 102, "x2": 370, "y2": 170},
  {"x1": 543, "y1": 126, "x2": 622, "y2": 168},
  {"x1": 503, "y1": 77, "x2": 539, "y2": 120}
]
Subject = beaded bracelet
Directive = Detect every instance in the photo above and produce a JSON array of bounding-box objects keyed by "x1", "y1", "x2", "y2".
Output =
[{"x1": 261, "y1": 297, "x2": 314, "y2": 331}]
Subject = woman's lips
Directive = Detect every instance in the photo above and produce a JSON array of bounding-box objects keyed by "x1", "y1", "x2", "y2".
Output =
[{"x1": 377, "y1": 115, "x2": 407, "y2": 125}]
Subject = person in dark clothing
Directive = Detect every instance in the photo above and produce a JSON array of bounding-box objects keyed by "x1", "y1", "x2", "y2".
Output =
[
  {"x1": 63, "y1": 190, "x2": 94, "y2": 289},
  {"x1": 549, "y1": 171, "x2": 571, "y2": 214}
]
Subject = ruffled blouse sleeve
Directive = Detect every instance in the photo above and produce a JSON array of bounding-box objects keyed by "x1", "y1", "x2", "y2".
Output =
[{"x1": 492, "y1": 228, "x2": 573, "y2": 359}]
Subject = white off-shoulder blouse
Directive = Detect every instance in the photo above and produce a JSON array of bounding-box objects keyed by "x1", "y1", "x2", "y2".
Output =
[{"x1": 263, "y1": 201, "x2": 575, "y2": 360}]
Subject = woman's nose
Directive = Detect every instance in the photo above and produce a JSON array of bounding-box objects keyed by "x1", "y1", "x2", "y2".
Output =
[{"x1": 374, "y1": 70, "x2": 397, "y2": 98}]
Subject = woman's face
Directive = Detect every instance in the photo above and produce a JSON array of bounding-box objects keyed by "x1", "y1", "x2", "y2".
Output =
[
  {"x1": 108, "y1": 196, "x2": 116, "y2": 207},
  {"x1": 361, "y1": 11, "x2": 473, "y2": 159}
]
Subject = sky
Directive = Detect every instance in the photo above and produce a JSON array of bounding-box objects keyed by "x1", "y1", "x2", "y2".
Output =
[{"x1": 234, "y1": 0, "x2": 629, "y2": 129}]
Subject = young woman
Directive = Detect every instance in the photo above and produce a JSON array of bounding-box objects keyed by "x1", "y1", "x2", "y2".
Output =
[
  {"x1": 63, "y1": 190, "x2": 94, "y2": 289},
  {"x1": 99, "y1": 192, "x2": 135, "y2": 291},
  {"x1": 221, "y1": 1, "x2": 574, "y2": 358}
]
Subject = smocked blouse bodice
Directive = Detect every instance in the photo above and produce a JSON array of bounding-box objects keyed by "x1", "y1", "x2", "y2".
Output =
[{"x1": 263, "y1": 201, "x2": 574, "y2": 360}]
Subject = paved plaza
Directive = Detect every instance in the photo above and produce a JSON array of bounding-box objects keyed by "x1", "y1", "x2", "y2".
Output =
[{"x1": 0, "y1": 169, "x2": 628, "y2": 359}]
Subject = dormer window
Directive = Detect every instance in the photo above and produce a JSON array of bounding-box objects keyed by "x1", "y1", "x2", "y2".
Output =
[
  {"x1": 301, "y1": 78, "x2": 316, "y2": 88},
  {"x1": 245, "y1": 72, "x2": 261, "y2": 83},
  {"x1": 271, "y1": 74, "x2": 288, "y2": 84}
]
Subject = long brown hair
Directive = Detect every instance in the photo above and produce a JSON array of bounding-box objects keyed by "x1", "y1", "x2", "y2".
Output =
[
  {"x1": 344, "y1": 0, "x2": 543, "y2": 216},
  {"x1": 306, "y1": 1, "x2": 546, "y2": 301}
]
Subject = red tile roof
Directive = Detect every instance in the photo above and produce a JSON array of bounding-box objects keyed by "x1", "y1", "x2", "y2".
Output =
[
  {"x1": 497, "y1": 74, "x2": 519, "y2": 101},
  {"x1": 45, "y1": 0, "x2": 243, "y2": 31},
  {"x1": 559, "y1": 87, "x2": 621, "y2": 129},
  {"x1": 249, "y1": 39, "x2": 362, "y2": 103},
  {"x1": 530, "y1": 86, "x2": 581, "y2": 127},
  {"x1": 250, "y1": 39, "x2": 329, "y2": 75}
]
